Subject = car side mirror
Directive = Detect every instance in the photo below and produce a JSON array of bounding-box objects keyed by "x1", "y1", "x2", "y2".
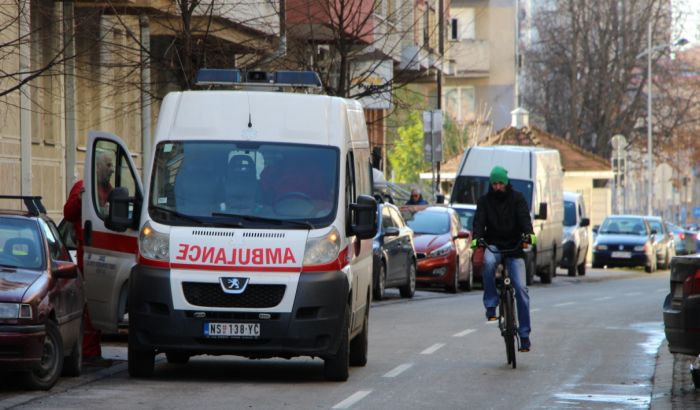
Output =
[
  {"x1": 592, "y1": 225, "x2": 599, "y2": 234},
  {"x1": 580, "y1": 217, "x2": 590, "y2": 227},
  {"x1": 650, "y1": 229, "x2": 658, "y2": 235},
  {"x1": 348, "y1": 195, "x2": 378, "y2": 240},
  {"x1": 383, "y1": 226, "x2": 400, "y2": 237},
  {"x1": 535, "y1": 202, "x2": 548, "y2": 220},
  {"x1": 456, "y1": 230, "x2": 471, "y2": 239},
  {"x1": 53, "y1": 260, "x2": 78, "y2": 279}
]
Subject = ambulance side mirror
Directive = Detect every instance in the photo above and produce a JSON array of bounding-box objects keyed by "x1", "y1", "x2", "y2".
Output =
[
  {"x1": 348, "y1": 195, "x2": 378, "y2": 240},
  {"x1": 106, "y1": 187, "x2": 140, "y2": 232}
]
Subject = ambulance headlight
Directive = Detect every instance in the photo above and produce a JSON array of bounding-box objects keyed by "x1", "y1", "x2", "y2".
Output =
[
  {"x1": 139, "y1": 221, "x2": 169, "y2": 261},
  {"x1": 303, "y1": 227, "x2": 341, "y2": 266}
]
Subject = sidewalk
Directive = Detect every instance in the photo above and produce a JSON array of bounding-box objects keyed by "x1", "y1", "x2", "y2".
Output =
[{"x1": 651, "y1": 340, "x2": 700, "y2": 409}]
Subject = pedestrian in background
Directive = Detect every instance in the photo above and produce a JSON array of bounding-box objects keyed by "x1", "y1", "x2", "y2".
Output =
[
  {"x1": 64, "y1": 179, "x2": 111, "y2": 366},
  {"x1": 405, "y1": 188, "x2": 428, "y2": 205}
]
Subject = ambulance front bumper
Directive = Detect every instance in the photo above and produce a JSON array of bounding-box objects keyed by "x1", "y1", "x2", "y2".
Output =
[{"x1": 128, "y1": 265, "x2": 349, "y2": 358}]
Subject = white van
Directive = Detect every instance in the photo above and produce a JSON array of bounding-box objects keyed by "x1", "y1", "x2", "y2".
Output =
[
  {"x1": 81, "y1": 69, "x2": 378, "y2": 381},
  {"x1": 449, "y1": 145, "x2": 564, "y2": 284},
  {"x1": 561, "y1": 191, "x2": 590, "y2": 276}
]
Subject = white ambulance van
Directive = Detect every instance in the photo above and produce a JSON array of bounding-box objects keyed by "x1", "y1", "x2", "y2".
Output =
[
  {"x1": 449, "y1": 145, "x2": 564, "y2": 284},
  {"x1": 82, "y1": 69, "x2": 378, "y2": 381}
]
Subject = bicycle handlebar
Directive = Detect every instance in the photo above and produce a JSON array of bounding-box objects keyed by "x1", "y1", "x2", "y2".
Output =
[{"x1": 477, "y1": 234, "x2": 530, "y2": 253}]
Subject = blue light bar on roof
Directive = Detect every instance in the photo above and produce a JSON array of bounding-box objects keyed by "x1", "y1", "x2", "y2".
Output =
[
  {"x1": 195, "y1": 68, "x2": 321, "y2": 89},
  {"x1": 274, "y1": 71, "x2": 322, "y2": 87},
  {"x1": 195, "y1": 69, "x2": 242, "y2": 85}
]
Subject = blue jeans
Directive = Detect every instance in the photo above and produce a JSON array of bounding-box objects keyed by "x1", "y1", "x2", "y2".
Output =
[{"x1": 482, "y1": 248, "x2": 531, "y2": 339}]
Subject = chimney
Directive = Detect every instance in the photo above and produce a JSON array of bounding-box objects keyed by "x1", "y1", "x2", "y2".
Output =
[{"x1": 511, "y1": 107, "x2": 529, "y2": 129}]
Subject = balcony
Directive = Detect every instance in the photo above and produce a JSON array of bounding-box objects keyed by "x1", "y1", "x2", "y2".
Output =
[
  {"x1": 399, "y1": 44, "x2": 430, "y2": 72},
  {"x1": 446, "y1": 39, "x2": 489, "y2": 77}
]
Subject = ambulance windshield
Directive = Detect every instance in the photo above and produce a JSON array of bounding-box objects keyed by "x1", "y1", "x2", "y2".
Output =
[{"x1": 149, "y1": 141, "x2": 339, "y2": 228}]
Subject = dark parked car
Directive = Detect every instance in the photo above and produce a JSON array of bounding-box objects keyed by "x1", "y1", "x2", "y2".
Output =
[
  {"x1": 0, "y1": 196, "x2": 84, "y2": 390},
  {"x1": 663, "y1": 255, "x2": 700, "y2": 356},
  {"x1": 405, "y1": 206, "x2": 473, "y2": 293},
  {"x1": 592, "y1": 215, "x2": 657, "y2": 272},
  {"x1": 644, "y1": 216, "x2": 675, "y2": 269},
  {"x1": 372, "y1": 202, "x2": 417, "y2": 300},
  {"x1": 666, "y1": 222, "x2": 696, "y2": 255}
]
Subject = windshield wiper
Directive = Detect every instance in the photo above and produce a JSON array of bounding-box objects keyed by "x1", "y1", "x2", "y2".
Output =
[
  {"x1": 150, "y1": 205, "x2": 205, "y2": 224},
  {"x1": 211, "y1": 212, "x2": 315, "y2": 229}
]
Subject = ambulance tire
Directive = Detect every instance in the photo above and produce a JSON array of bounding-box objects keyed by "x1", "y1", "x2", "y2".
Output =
[
  {"x1": 324, "y1": 306, "x2": 350, "y2": 381},
  {"x1": 349, "y1": 299, "x2": 369, "y2": 367},
  {"x1": 166, "y1": 352, "x2": 190, "y2": 365},
  {"x1": 128, "y1": 322, "x2": 155, "y2": 377}
]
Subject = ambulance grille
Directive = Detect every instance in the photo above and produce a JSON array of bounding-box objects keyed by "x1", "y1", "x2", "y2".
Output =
[
  {"x1": 242, "y1": 232, "x2": 286, "y2": 239},
  {"x1": 182, "y1": 282, "x2": 285, "y2": 308},
  {"x1": 192, "y1": 230, "x2": 236, "y2": 237}
]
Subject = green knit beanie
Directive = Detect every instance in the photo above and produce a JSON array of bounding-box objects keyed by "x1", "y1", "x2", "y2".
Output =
[{"x1": 490, "y1": 166, "x2": 509, "y2": 185}]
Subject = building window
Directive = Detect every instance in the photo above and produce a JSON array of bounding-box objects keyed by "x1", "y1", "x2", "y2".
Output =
[
  {"x1": 450, "y1": 18, "x2": 459, "y2": 40},
  {"x1": 444, "y1": 87, "x2": 476, "y2": 123}
]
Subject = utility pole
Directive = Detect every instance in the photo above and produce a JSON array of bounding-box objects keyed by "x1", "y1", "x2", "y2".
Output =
[{"x1": 435, "y1": 0, "x2": 444, "y2": 201}]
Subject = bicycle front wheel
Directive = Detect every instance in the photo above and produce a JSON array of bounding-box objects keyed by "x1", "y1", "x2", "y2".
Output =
[{"x1": 503, "y1": 289, "x2": 517, "y2": 369}]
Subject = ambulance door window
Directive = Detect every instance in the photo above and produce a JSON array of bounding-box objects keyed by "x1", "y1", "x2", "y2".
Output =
[{"x1": 93, "y1": 139, "x2": 139, "y2": 219}]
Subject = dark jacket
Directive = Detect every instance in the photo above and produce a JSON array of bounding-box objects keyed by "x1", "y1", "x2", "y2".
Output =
[
  {"x1": 405, "y1": 195, "x2": 428, "y2": 205},
  {"x1": 472, "y1": 184, "x2": 533, "y2": 258}
]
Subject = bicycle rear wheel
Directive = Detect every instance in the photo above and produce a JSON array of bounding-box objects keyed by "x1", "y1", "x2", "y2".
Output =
[{"x1": 502, "y1": 289, "x2": 517, "y2": 368}]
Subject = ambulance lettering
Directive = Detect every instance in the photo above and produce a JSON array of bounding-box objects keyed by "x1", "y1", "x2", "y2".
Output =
[{"x1": 175, "y1": 244, "x2": 296, "y2": 266}]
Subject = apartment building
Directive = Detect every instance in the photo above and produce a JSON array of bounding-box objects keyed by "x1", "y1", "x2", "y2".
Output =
[{"x1": 443, "y1": 0, "x2": 516, "y2": 135}]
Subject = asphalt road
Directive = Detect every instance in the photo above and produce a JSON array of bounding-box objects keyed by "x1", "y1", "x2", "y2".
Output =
[{"x1": 0, "y1": 267, "x2": 670, "y2": 409}]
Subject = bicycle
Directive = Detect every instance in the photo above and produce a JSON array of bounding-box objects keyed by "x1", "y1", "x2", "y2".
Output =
[{"x1": 477, "y1": 235, "x2": 530, "y2": 369}]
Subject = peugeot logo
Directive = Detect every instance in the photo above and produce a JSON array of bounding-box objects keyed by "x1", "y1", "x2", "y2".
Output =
[
  {"x1": 619, "y1": 245, "x2": 624, "y2": 250},
  {"x1": 219, "y1": 277, "x2": 250, "y2": 294}
]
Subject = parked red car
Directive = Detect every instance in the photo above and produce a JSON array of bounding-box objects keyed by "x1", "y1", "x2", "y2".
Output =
[
  {"x1": 405, "y1": 206, "x2": 473, "y2": 292},
  {"x1": 0, "y1": 196, "x2": 84, "y2": 390}
]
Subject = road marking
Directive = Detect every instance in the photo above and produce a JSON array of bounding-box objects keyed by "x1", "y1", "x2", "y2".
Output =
[
  {"x1": 453, "y1": 329, "x2": 476, "y2": 337},
  {"x1": 332, "y1": 390, "x2": 372, "y2": 409},
  {"x1": 553, "y1": 302, "x2": 576, "y2": 307},
  {"x1": 594, "y1": 296, "x2": 612, "y2": 301},
  {"x1": 420, "y1": 343, "x2": 445, "y2": 354},
  {"x1": 553, "y1": 393, "x2": 649, "y2": 407},
  {"x1": 624, "y1": 292, "x2": 642, "y2": 296},
  {"x1": 383, "y1": 363, "x2": 413, "y2": 378}
]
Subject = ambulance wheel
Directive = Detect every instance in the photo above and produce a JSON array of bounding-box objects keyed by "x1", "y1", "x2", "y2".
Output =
[
  {"x1": 128, "y1": 322, "x2": 154, "y2": 377},
  {"x1": 349, "y1": 301, "x2": 369, "y2": 367},
  {"x1": 166, "y1": 352, "x2": 190, "y2": 365},
  {"x1": 324, "y1": 306, "x2": 350, "y2": 381}
]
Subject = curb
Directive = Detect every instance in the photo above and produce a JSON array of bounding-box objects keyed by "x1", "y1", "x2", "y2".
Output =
[{"x1": 651, "y1": 340, "x2": 700, "y2": 409}]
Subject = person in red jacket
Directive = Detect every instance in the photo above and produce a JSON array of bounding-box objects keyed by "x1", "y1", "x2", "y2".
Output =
[{"x1": 64, "y1": 180, "x2": 110, "y2": 366}]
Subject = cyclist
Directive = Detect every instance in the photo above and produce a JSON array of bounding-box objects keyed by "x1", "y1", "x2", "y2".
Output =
[{"x1": 472, "y1": 165, "x2": 537, "y2": 352}]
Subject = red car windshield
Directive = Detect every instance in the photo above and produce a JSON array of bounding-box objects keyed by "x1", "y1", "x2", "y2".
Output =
[
  {"x1": 407, "y1": 212, "x2": 450, "y2": 235},
  {"x1": 0, "y1": 217, "x2": 43, "y2": 269}
]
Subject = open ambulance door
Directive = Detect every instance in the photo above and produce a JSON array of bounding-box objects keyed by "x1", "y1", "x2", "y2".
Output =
[{"x1": 83, "y1": 132, "x2": 143, "y2": 333}]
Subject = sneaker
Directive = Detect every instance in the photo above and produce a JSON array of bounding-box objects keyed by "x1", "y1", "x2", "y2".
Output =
[
  {"x1": 485, "y1": 307, "x2": 497, "y2": 321},
  {"x1": 519, "y1": 337, "x2": 531, "y2": 352}
]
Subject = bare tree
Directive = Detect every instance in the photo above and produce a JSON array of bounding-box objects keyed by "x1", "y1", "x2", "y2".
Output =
[{"x1": 522, "y1": 0, "x2": 699, "y2": 159}]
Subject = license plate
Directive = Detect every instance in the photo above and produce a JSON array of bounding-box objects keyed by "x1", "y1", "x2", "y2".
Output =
[
  {"x1": 611, "y1": 251, "x2": 631, "y2": 258},
  {"x1": 204, "y1": 322, "x2": 260, "y2": 338}
]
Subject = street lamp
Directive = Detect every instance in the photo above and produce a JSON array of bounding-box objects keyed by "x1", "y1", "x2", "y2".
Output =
[{"x1": 635, "y1": 22, "x2": 688, "y2": 216}]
